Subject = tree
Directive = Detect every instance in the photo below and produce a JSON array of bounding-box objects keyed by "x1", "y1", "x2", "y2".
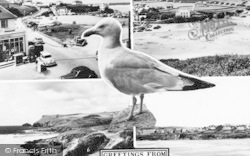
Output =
[
  {"x1": 22, "y1": 123, "x2": 32, "y2": 127},
  {"x1": 216, "y1": 125, "x2": 223, "y2": 131},
  {"x1": 33, "y1": 122, "x2": 43, "y2": 127}
]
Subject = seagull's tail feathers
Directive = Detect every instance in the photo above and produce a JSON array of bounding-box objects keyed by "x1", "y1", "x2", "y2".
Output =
[{"x1": 179, "y1": 74, "x2": 215, "y2": 91}]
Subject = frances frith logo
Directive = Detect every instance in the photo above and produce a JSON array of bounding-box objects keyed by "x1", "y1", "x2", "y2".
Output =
[{"x1": 188, "y1": 17, "x2": 236, "y2": 41}]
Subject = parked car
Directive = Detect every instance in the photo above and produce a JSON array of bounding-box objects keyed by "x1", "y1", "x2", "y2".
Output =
[
  {"x1": 153, "y1": 25, "x2": 161, "y2": 29},
  {"x1": 61, "y1": 66, "x2": 98, "y2": 79},
  {"x1": 38, "y1": 51, "x2": 56, "y2": 67},
  {"x1": 33, "y1": 37, "x2": 44, "y2": 44},
  {"x1": 28, "y1": 41, "x2": 35, "y2": 46},
  {"x1": 74, "y1": 36, "x2": 88, "y2": 47}
]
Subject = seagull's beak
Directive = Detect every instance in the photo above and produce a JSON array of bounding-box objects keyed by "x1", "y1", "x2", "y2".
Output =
[{"x1": 83, "y1": 27, "x2": 98, "y2": 37}]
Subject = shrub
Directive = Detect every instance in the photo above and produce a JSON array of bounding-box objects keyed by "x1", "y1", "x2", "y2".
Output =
[
  {"x1": 22, "y1": 123, "x2": 32, "y2": 127},
  {"x1": 33, "y1": 122, "x2": 43, "y2": 127},
  {"x1": 160, "y1": 55, "x2": 250, "y2": 77}
]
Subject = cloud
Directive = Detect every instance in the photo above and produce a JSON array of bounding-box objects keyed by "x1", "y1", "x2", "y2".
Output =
[{"x1": 0, "y1": 80, "x2": 130, "y2": 126}]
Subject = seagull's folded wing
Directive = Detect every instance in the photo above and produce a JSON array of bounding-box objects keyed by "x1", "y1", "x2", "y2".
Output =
[{"x1": 107, "y1": 49, "x2": 215, "y2": 93}]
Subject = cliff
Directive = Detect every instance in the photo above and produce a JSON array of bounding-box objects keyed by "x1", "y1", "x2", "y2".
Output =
[{"x1": 23, "y1": 104, "x2": 155, "y2": 156}]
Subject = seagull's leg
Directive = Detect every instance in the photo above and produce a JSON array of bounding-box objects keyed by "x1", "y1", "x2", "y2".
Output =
[
  {"x1": 127, "y1": 96, "x2": 137, "y2": 121},
  {"x1": 138, "y1": 94, "x2": 144, "y2": 114}
]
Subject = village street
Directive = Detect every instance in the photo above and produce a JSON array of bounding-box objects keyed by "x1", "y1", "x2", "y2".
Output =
[{"x1": 0, "y1": 17, "x2": 100, "y2": 80}]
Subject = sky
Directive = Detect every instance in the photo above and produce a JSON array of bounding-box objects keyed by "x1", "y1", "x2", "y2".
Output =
[
  {"x1": 0, "y1": 80, "x2": 130, "y2": 126},
  {"x1": 0, "y1": 77, "x2": 250, "y2": 127}
]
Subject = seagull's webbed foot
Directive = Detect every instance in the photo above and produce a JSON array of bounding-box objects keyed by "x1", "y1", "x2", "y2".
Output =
[
  {"x1": 127, "y1": 96, "x2": 137, "y2": 121},
  {"x1": 138, "y1": 94, "x2": 144, "y2": 114}
]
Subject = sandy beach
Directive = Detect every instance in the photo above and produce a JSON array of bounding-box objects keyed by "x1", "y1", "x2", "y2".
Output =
[
  {"x1": 0, "y1": 132, "x2": 59, "y2": 144},
  {"x1": 136, "y1": 139, "x2": 250, "y2": 156},
  {"x1": 0, "y1": 131, "x2": 59, "y2": 156},
  {"x1": 133, "y1": 17, "x2": 250, "y2": 60}
]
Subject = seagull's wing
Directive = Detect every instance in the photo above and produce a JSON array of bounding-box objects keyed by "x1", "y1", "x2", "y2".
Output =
[{"x1": 105, "y1": 48, "x2": 215, "y2": 94}]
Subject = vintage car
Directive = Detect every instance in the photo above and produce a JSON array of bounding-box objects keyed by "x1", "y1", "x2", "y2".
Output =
[
  {"x1": 38, "y1": 51, "x2": 56, "y2": 67},
  {"x1": 61, "y1": 66, "x2": 98, "y2": 79}
]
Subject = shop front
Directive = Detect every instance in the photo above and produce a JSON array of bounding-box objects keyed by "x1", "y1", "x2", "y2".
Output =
[{"x1": 0, "y1": 31, "x2": 27, "y2": 64}]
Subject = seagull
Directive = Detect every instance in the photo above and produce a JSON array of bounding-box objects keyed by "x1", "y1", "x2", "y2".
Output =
[{"x1": 82, "y1": 18, "x2": 215, "y2": 120}]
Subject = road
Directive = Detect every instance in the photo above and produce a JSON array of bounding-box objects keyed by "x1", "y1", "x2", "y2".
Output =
[{"x1": 0, "y1": 18, "x2": 100, "y2": 80}]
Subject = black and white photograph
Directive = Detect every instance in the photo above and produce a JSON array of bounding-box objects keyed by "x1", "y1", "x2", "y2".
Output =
[
  {"x1": 1, "y1": 0, "x2": 250, "y2": 156},
  {"x1": 0, "y1": 0, "x2": 130, "y2": 80},
  {"x1": 131, "y1": 0, "x2": 250, "y2": 155},
  {"x1": 0, "y1": 81, "x2": 134, "y2": 156},
  {"x1": 133, "y1": 76, "x2": 250, "y2": 156},
  {"x1": 133, "y1": 0, "x2": 250, "y2": 77}
]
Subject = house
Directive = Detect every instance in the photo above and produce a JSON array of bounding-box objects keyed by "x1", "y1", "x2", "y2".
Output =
[
  {"x1": 56, "y1": 6, "x2": 70, "y2": 16},
  {"x1": 165, "y1": 4, "x2": 173, "y2": 9},
  {"x1": 0, "y1": 0, "x2": 9, "y2": 8},
  {"x1": 100, "y1": 3, "x2": 109, "y2": 11},
  {"x1": 22, "y1": 0, "x2": 33, "y2": 6},
  {"x1": 141, "y1": 129, "x2": 156, "y2": 135},
  {"x1": 236, "y1": 126, "x2": 246, "y2": 131},
  {"x1": 0, "y1": 5, "x2": 16, "y2": 32},
  {"x1": 55, "y1": 0, "x2": 62, "y2": 6},
  {"x1": 72, "y1": 0, "x2": 82, "y2": 5},
  {"x1": 246, "y1": 1, "x2": 250, "y2": 10},
  {"x1": 222, "y1": 125, "x2": 232, "y2": 131},
  {"x1": 0, "y1": 5, "x2": 27, "y2": 64},
  {"x1": 175, "y1": 9, "x2": 190, "y2": 18},
  {"x1": 195, "y1": 1, "x2": 207, "y2": 7}
]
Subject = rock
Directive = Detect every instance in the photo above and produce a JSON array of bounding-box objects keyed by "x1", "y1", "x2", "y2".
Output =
[
  {"x1": 65, "y1": 133, "x2": 110, "y2": 156},
  {"x1": 109, "y1": 104, "x2": 156, "y2": 132},
  {"x1": 35, "y1": 112, "x2": 115, "y2": 130},
  {"x1": 112, "y1": 129, "x2": 134, "y2": 149}
]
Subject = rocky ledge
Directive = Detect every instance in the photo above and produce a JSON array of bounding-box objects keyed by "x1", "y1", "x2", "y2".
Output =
[{"x1": 22, "y1": 104, "x2": 156, "y2": 156}]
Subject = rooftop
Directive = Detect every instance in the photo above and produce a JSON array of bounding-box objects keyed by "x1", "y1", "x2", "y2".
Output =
[
  {"x1": 0, "y1": 5, "x2": 17, "y2": 20},
  {"x1": 0, "y1": 0, "x2": 8, "y2": 3}
]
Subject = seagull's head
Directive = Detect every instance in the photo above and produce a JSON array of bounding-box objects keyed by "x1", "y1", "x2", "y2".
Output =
[{"x1": 83, "y1": 18, "x2": 122, "y2": 39}]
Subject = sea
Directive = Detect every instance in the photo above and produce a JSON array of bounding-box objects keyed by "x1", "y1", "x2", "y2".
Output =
[{"x1": 0, "y1": 126, "x2": 59, "y2": 156}]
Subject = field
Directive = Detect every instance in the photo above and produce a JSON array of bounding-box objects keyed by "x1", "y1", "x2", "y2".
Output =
[
  {"x1": 161, "y1": 55, "x2": 250, "y2": 76},
  {"x1": 136, "y1": 139, "x2": 250, "y2": 156},
  {"x1": 39, "y1": 16, "x2": 129, "y2": 43},
  {"x1": 41, "y1": 24, "x2": 88, "y2": 42}
]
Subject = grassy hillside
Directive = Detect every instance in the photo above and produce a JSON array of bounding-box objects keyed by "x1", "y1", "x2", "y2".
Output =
[
  {"x1": 8, "y1": 4, "x2": 38, "y2": 17},
  {"x1": 161, "y1": 55, "x2": 250, "y2": 77}
]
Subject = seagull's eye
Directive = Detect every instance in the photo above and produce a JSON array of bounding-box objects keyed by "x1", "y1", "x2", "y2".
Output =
[{"x1": 99, "y1": 25, "x2": 106, "y2": 29}]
